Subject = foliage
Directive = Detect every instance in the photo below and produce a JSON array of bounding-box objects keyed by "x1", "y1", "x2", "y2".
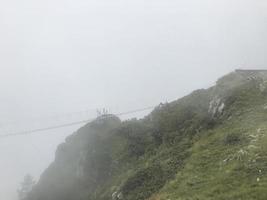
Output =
[
  {"x1": 121, "y1": 163, "x2": 165, "y2": 200},
  {"x1": 223, "y1": 131, "x2": 248, "y2": 146}
]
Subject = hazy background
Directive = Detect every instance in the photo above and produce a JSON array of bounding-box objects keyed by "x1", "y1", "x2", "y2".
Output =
[{"x1": 0, "y1": 0, "x2": 266, "y2": 199}]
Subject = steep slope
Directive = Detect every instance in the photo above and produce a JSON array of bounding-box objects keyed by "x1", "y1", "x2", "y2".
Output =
[{"x1": 27, "y1": 70, "x2": 267, "y2": 200}]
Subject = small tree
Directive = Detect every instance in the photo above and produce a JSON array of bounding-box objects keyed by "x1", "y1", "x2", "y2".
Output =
[{"x1": 18, "y1": 174, "x2": 35, "y2": 200}]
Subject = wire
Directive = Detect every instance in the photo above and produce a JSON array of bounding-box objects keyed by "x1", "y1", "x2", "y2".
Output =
[{"x1": 0, "y1": 106, "x2": 154, "y2": 138}]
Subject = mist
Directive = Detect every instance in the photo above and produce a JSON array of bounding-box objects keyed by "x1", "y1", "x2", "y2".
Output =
[{"x1": 0, "y1": 0, "x2": 267, "y2": 199}]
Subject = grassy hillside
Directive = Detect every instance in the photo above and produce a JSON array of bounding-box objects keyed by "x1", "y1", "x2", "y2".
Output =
[{"x1": 27, "y1": 71, "x2": 267, "y2": 200}]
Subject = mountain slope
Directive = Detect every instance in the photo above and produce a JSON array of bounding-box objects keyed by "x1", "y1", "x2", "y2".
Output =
[{"x1": 27, "y1": 70, "x2": 267, "y2": 200}]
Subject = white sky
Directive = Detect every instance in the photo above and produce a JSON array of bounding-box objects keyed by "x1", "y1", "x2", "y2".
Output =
[{"x1": 0, "y1": 0, "x2": 267, "y2": 199}]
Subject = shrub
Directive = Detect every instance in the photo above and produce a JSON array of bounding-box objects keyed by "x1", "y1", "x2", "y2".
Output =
[
  {"x1": 121, "y1": 163, "x2": 166, "y2": 200},
  {"x1": 223, "y1": 132, "x2": 246, "y2": 145}
]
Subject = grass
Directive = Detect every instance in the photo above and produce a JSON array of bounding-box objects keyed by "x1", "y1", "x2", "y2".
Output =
[{"x1": 154, "y1": 102, "x2": 267, "y2": 200}]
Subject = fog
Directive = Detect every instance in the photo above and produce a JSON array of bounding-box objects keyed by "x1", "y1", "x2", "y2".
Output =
[{"x1": 0, "y1": 0, "x2": 266, "y2": 199}]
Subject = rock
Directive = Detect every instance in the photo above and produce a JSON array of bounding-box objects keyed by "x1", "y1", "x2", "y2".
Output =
[
  {"x1": 112, "y1": 191, "x2": 123, "y2": 200},
  {"x1": 112, "y1": 192, "x2": 118, "y2": 200},
  {"x1": 208, "y1": 97, "x2": 225, "y2": 117}
]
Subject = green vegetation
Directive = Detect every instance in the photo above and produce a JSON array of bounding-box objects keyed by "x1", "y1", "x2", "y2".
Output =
[{"x1": 27, "y1": 71, "x2": 267, "y2": 200}]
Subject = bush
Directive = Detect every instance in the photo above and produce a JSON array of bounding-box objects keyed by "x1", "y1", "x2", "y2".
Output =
[
  {"x1": 223, "y1": 132, "x2": 246, "y2": 145},
  {"x1": 121, "y1": 163, "x2": 166, "y2": 200}
]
